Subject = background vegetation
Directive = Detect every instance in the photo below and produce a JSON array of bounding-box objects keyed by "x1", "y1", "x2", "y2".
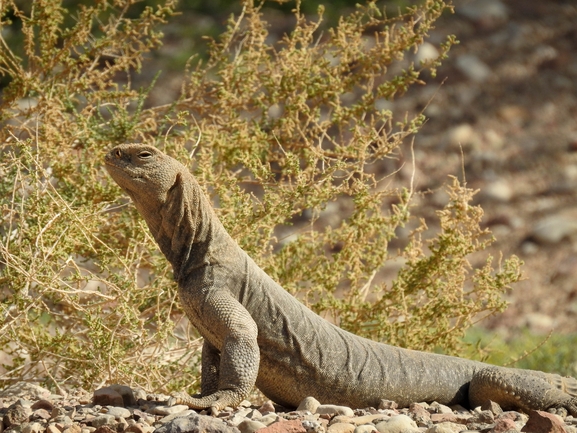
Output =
[{"x1": 0, "y1": 0, "x2": 523, "y2": 394}]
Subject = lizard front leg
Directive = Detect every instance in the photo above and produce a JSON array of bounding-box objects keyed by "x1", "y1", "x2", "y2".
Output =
[{"x1": 170, "y1": 293, "x2": 260, "y2": 412}]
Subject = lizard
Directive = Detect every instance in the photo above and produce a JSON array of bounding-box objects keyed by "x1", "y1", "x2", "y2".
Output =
[{"x1": 104, "y1": 143, "x2": 577, "y2": 415}]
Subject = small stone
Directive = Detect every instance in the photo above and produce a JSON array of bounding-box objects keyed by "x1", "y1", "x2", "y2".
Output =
[
  {"x1": 353, "y1": 425, "x2": 377, "y2": 433},
  {"x1": 90, "y1": 414, "x2": 116, "y2": 428},
  {"x1": 46, "y1": 425, "x2": 61, "y2": 433},
  {"x1": 147, "y1": 405, "x2": 189, "y2": 416},
  {"x1": 31, "y1": 409, "x2": 51, "y2": 420},
  {"x1": 425, "y1": 422, "x2": 466, "y2": 433},
  {"x1": 409, "y1": 403, "x2": 431, "y2": 427},
  {"x1": 316, "y1": 405, "x2": 354, "y2": 417},
  {"x1": 457, "y1": 0, "x2": 508, "y2": 28},
  {"x1": 521, "y1": 410, "x2": 565, "y2": 433},
  {"x1": 350, "y1": 414, "x2": 389, "y2": 426},
  {"x1": 531, "y1": 211, "x2": 577, "y2": 244},
  {"x1": 258, "y1": 401, "x2": 276, "y2": 415},
  {"x1": 93, "y1": 426, "x2": 116, "y2": 433},
  {"x1": 428, "y1": 403, "x2": 453, "y2": 415},
  {"x1": 30, "y1": 400, "x2": 54, "y2": 411},
  {"x1": 375, "y1": 414, "x2": 419, "y2": 433},
  {"x1": 327, "y1": 423, "x2": 354, "y2": 433},
  {"x1": 455, "y1": 54, "x2": 492, "y2": 82},
  {"x1": 480, "y1": 400, "x2": 503, "y2": 416},
  {"x1": 491, "y1": 417, "x2": 518, "y2": 433},
  {"x1": 3, "y1": 404, "x2": 31, "y2": 427},
  {"x1": 62, "y1": 425, "x2": 82, "y2": 433},
  {"x1": 21, "y1": 423, "x2": 44, "y2": 433},
  {"x1": 237, "y1": 419, "x2": 267, "y2": 433},
  {"x1": 154, "y1": 414, "x2": 240, "y2": 433},
  {"x1": 101, "y1": 406, "x2": 131, "y2": 419},
  {"x1": 430, "y1": 413, "x2": 458, "y2": 424},
  {"x1": 297, "y1": 397, "x2": 321, "y2": 413},
  {"x1": 414, "y1": 42, "x2": 440, "y2": 65},
  {"x1": 258, "y1": 420, "x2": 306, "y2": 433},
  {"x1": 156, "y1": 410, "x2": 196, "y2": 425},
  {"x1": 377, "y1": 401, "x2": 398, "y2": 411},
  {"x1": 257, "y1": 413, "x2": 279, "y2": 426},
  {"x1": 302, "y1": 419, "x2": 325, "y2": 433}
]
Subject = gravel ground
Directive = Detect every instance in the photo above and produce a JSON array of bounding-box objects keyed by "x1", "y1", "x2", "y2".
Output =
[{"x1": 1, "y1": 382, "x2": 575, "y2": 433}]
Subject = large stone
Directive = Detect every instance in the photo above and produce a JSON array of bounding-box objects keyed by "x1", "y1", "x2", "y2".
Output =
[{"x1": 521, "y1": 410, "x2": 565, "y2": 433}]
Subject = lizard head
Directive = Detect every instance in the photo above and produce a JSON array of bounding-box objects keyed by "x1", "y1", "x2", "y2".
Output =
[{"x1": 104, "y1": 143, "x2": 181, "y2": 204}]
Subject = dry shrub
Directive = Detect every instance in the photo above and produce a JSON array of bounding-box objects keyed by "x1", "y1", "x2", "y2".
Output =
[{"x1": 0, "y1": 0, "x2": 521, "y2": 393}]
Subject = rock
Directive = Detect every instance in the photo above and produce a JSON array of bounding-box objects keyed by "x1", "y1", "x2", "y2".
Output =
[
  {"x1": 237, "y1": 419, "x2": 267, "y2": 433},
  {"x1": 409, "y1": 403, "x2": 431, "y2": 427},
  {"x1": 375, "y1": 415, "x2": 419, "y2": 433},
  {"x1": 108, "y1": 385, "x2": 137, "y2": 407},
  {"x1": 257, "y1": 414, "x2": 279, "y2": 426},
  {"x1": 457, "y1": 0, "x2": 508, "y2": 28},
  {"x1": 298, "y1": 397, "x2": 321, "y2": 413},
  {"x1": 425, "y1": 422, "x2": 466, "y2": 433},
  {"x1": 377, "y1": 401, "x2": 398, "y2": 411},
  {"x1": 46, "y1": 425, "x2": 62, "y2": 433},
  {"x1": 491, "y1": 417, "x2": 518, "y2": 433},
  {"x1": 258, "y1": 401, "x2": 276, "y2": 415},
  {"x1": 90, "y1": 414, "x2": 116, "y2": 428},
  {"x1": 93, "y1": 426, "x2": 116, "y2": 433},
  {"x1": 156, "y1": 410, "x2": 197, "y2": 425},
  {"x1": 414, "y1": 42, "x2": 440, "y2": 65},
  {"x1": 252, "y1": 419, "x2": 306, "y2": 433},
  {"x1": 317, "y1": 405, "x2": 355, "y2": 417},
  {"x1": 531, "y1": 211, "x2": 577, "y2": 244},
  {"x1": 147, "y1": 405, "x2": 189, "y2": 416},
  {"x1": 62, "y1": 425, "x2": 82, "y2": 433},
  {"x1": 455, "y1": 54, "x2": 493, "y2": 82},
  {"x1": 30, "y1": 400, "x2": 54, "y2": 411},
  {"x1": 428, "y1": 403, "x2": 453, "y2": 415},
  {"x1": 302, "y1": 419, "x2": 325, "y2": 433},
  {"x1": 479, "y1": 179, "x2": 513, "y2": 203},
  {"x1": 0, "y1": 383, "x2": 51, "y2": 400},
  {"x1": 521, "y1": 410, "x2": 566, "y2": 433},
  {"x1": 125, "y1": 423, "x2": 152, "y2": 433},
  {"x1": 31, "y1": 409, "x2": 51, "y2": 420},
  {"x1": 92, "y1": 388, "x2": 123, "y2": 408},
  {"x1": 445, "y1": 124, "x2": 478, "y2": 149},
  {"x1": 154, "y1": 414, "x2": 240, "y2": 433},
  {"x1": 353, "y1": 425, "x2": 377, "y2": 433},
  {"x1": 100, "y1": 406, "x2": 131, "y2": 419},
  {"x1": 480, "y1": 400, "x2": 503, "y2": 416},
  {"x1": 3, "y1": 404, "x2": 31, "y2": 427},
  {"x1": 327, "y1": 423, "x2": 355, "y2": 433},
  {"x1": 21, "y1": 423, "x2": 44, "y2": 433},
  {"x1": 350, "y1": 414, "x2": 389, "y2": 426}
]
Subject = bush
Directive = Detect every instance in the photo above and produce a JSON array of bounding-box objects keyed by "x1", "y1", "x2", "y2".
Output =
[{"x1": 0, "y1": 0, "x2": 521, "y2": 393}]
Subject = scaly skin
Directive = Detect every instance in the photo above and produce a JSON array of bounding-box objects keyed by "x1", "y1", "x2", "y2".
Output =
[{"x1": 105, "y1": 144, "x2": 577, "y2": 415}]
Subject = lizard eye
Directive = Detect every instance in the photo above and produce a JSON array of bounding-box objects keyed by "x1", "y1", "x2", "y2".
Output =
[
  {"x1": 138, "y1": 150, "x2": 153, "y2": 159},
  {"x1": 115, "y1": 149, "x2": 122, "y2": 158}
]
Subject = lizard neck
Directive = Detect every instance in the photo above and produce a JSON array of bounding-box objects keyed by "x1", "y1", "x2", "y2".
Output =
[{"x1": 137, "y1": 169, "x2": 223, "y2": 285}]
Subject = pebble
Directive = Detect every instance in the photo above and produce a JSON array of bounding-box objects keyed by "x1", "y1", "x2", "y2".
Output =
[{"x1": 2, "y1": 383, "x2": 577, "y2": 433}]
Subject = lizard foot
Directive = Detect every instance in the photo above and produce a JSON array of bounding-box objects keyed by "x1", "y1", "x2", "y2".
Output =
[
  {"x1": 169, "y1": 390, "x2": 243, "y2": 413},
  {"x1": 550, "y1": 397, "x2": 577, "y2": 418}
]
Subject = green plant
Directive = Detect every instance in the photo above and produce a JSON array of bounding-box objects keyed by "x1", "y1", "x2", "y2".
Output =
[{"x1": 0, "y1": 0, "x2": 521, "y2": 393}]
